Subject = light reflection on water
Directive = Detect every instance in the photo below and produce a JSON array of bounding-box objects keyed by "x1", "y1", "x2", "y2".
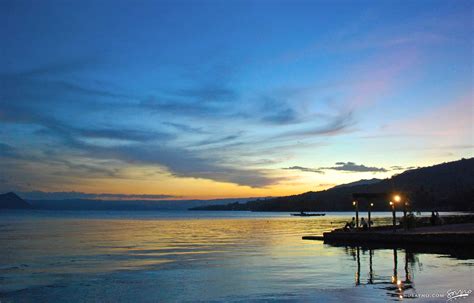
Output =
[{"x1": 0, "y1": 211, "x2": 472, "y2": 302}]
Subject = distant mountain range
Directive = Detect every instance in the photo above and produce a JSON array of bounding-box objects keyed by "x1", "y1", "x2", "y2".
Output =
[
  {"x1": 0, "y1": 194, "x2": 259, "y2": 211},
  {"x1": 0, "y1": 192, "x2": 32, "y2": 209},
  {"x1": 191, "y1": 158, "x2": 474, "y2": 212},
  {"x1": 28, "y1": 197, "x2": 260, "y2": 211}
]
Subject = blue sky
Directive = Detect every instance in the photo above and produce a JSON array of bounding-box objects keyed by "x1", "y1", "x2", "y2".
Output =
[{"x1": 0, "y1": 0, "x2": 472, "y2": 199}]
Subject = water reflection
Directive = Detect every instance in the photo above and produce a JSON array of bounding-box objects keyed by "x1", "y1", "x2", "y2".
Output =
[
  {"x1": 342, "y1": 244, "x2": 474, "y2": 300},
  {"x1": 346, "y1": 247, "x2": 416, "y2": 299},
  {"x1": 1, "y1": 212, "x2": 473, "y2": 302}
]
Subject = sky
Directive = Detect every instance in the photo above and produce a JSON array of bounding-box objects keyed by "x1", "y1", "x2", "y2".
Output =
[{"x1": 0, "y1": 0, "x2": 473, "y2": 200}]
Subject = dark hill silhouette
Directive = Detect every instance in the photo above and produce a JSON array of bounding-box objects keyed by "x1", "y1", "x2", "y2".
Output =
[
  {"x1": 331, "y1": 178, "x2": 382, "y2": 189},
  {"x1": 0, "y1": 192, "x2": 32, "y2": 209},
  {"x1": 27, "y1": 197, "x2": 254, "y2": 211},
  {"x1": 191, "y1": 158, "x2": 474, "y2": 211}
]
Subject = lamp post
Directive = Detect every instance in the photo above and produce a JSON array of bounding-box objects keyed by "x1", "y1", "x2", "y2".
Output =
[
  {"x1": 368, "y1": 202, "x2": 373, "y2": 229},
  {"x1": 394, "y1": 195, "x2": 404, "y2": 230},
  {"x1": 403, "y1": 201, "x2": 409, "y2": 230},
  {"x1": 390, "y1": 201, "x2": 396, "y2": 231},
  {"x1": 353, "y1": 200, "x2": 359, "y2": 228}
]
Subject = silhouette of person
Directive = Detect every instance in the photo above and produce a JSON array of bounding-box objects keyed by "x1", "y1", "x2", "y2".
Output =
[
  {"x1": 430, "y1": 211, "x2": 437, "y2": 226},
  {"x1": 361, "y1": 217, "x2": 368, "y2": 230},
  {"x1": 344, "y1": 217, "x2": 356, "y2": 230}
]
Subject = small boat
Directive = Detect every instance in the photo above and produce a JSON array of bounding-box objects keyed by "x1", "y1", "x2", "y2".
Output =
[{"x1": 291, "y1": 212, "x2": 326, "y2": 217}]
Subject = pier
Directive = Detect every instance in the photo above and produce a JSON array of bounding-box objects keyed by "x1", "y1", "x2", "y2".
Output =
[
  {"x1": 304, "y1": 191, "x2": 474, "y2": 245},
  {"x1": 303, "y1": 222, "x2": 474, "y2": 245}
]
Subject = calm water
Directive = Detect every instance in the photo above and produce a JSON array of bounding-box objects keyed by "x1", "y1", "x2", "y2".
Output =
[{"x1": 0, "y1": 211, "x2": 472, "y2": 302}]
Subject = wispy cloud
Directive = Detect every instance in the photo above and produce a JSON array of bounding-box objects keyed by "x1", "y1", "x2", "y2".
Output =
[
  {"x1": 324, "y1": 162, "x2": 388, "y2": 173},
  {"x1": 276, "y1": 109, "x2": 354, "y2": 139},
  {"x1": 285, "y1": 161, "x2": 389, "y2": 174},
  {"x1": 194, "y1": 134, "x2": 241, "y2": 147},
  {"x1": 77, "y1": 143, "x2": 278, "y2": 187},
  {"x1": 0, "y1": 142, "x2": 19, "y2": 158},
  {"x1": 163, "y1": 122, "x2": 206, "y2": 134},
  {"x1": 284, "y1": 166, "x2": 324, "y2": 174}
]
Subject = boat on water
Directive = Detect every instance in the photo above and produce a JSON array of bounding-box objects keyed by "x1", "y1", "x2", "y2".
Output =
[{"x1": 291, "y1": 212, "x2": 326, "y2": 217}]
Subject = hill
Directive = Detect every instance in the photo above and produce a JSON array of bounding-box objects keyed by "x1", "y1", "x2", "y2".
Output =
[
  {"x1": 331, "y1": 178, "x2": 382, "y2": 189},
  {"x1": 191, "y1": 158, "x2": 474, "y2": 212},
  {"x1": 26, "y1": 197, "x2": 259, "y2": 211},
  {"x1": 0, "y1": 192, "x2": 33, "y2": 209}
]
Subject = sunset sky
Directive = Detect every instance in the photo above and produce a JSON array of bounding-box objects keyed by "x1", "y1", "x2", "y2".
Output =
[{"x1": 1, "y1": 0, "x2": 472, "y2": 200}]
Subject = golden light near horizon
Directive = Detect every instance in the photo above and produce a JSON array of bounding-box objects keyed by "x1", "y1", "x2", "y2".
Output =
[
  {"x1": 394, "y1": 195, "x2": 401, "y2": 202},
  {"x1": 389, "y1": 201, "x2": 393, "y2": 206}
]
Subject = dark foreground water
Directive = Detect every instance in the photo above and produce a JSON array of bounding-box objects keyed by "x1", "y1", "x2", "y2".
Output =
[{"x1": 0, "y1": 211, "x2": 472, "y2": 302}]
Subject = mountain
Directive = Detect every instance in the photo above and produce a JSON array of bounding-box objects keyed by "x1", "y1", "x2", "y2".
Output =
[
  {"x1": 0, "y1": 192, "x2": 32, "y2": 209},
  {"x1": 27, "y1": 197, "x2": 260, "y2": 211},
  {"x1": 331, "y1": 178, "x2": 382, "y2": 189},
  {"x1": 191, "y1": 158, "x2": 474, "y2": 212}
]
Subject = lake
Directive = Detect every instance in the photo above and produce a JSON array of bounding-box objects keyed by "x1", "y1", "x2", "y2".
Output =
[{"x1": 0, "y1": 211, "x2": 472, "y2": 302}]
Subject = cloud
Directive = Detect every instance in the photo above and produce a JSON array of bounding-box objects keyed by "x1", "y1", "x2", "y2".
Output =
[
  {"x1": 78, "y1": 143, "x2": 278, "y2": 187},
  {"x1": 194, "y1": 134, "x2": 241, "y2": 147},
  {"x1": 76, "y1": 128, "x2": 173, "y2": 142},
  {"x1": 324, "y1": 162, "x2": 388, "y2": 173},
  {"x1": 0, "y1": 58, "x2": 359, "y2": 190},
  {"x1": 284, "y1": 166, "x2": 324, "y2": 174},
  {"x1": 139, "y1": 96, "x2": 226, "y2": 117},
  {"x1": 1, "y1": 103, "x2": 172, "y2": 144},
  {"x1": 19, "y1": 191, "x2": 178, "y2": 200},
  {"x1": 277, "y1": 110, "x2": 354, "y2": 139},
  {"x1": 390, "y1": 166, "x2": 405, "y2": 170},
  {"x1": 285, "y1": 161, "x2": 388, "y2": 174},
  {"x1": 259, "y1": 96, "x2": 300, "y2": 125},
  {"x1": 1, "y1": 95, "x2": 278, "y2": 188},
  {"x1": 390, "y1": 165, "x2": 415, "y2": 171},
  {"x1": 163, "y1": 122, "x2": 205, "y2": 134},
  {"x1": 139, "y1": 72, "x2": 240, "y2": 118},
  {"x1": 0, "y1": 142, "x2": 18, "y2": 158},
  {"x1": 0, "y1": 73, "x2": 128, "y2": 109},
  {"x1": 262, "y1": 108, "x2": 298, "y2": 124}
]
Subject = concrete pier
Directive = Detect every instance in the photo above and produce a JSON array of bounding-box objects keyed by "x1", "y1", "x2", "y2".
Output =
[{"x1": 303, "y1": 223, "x2": 474, "y2": 245}]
